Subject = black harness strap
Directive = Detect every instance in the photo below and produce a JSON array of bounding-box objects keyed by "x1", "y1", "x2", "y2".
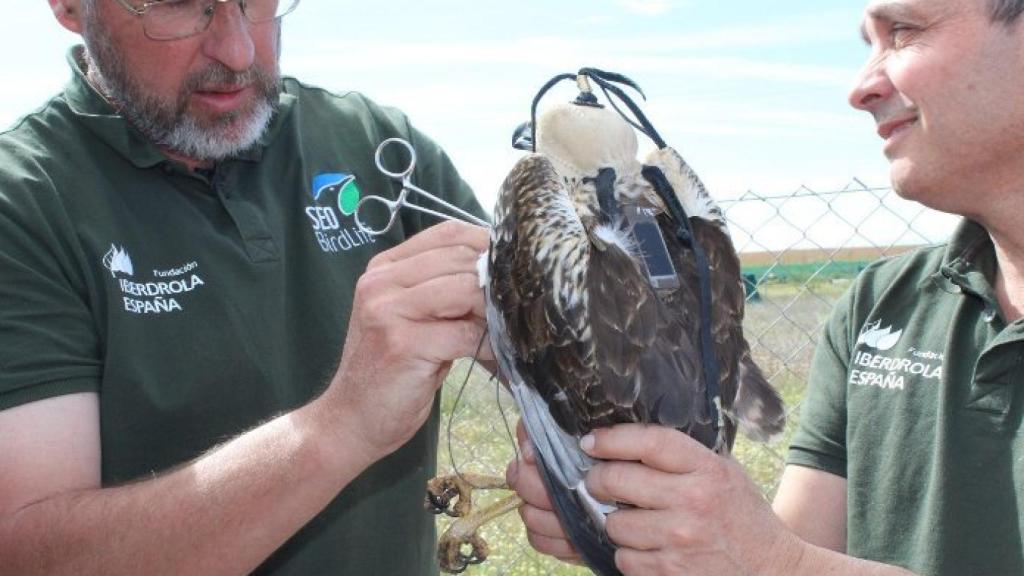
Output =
[{"x1": 642, "y1": 165, "x2": 722, "y2": 435}]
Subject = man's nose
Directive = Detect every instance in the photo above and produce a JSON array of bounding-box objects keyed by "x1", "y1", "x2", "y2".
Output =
[
  {"x1": 201, "y1": 1, "x2": 256, "y2": 72},
  {"x1": 848, "y1": 57, "x2": 892, "y2": 112}
]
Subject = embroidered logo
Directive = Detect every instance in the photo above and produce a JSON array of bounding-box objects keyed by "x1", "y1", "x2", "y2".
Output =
[
  {"x1": 312, "y1": 173, "x2": 362, "y2": 216},
  {"x1": 306, "y1": 172, "x2": 376, "y2": 254},
  {"x1": 102, "y1": 244, "x2": 134, "y2": 278},
  {"x1": 856, "y1": 319, "x2": 903, "y2": 352},
  {"x1": 102, "y1": 244, "x2": 206, "y2": 316},
  {"x1": 849, "y1": 319, "x2": 942, "y2": 391}
]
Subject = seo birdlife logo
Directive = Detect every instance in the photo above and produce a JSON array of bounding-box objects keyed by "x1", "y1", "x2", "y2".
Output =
[{"x1": 306, "y1": 172, "x2": 376, "y2": 254}]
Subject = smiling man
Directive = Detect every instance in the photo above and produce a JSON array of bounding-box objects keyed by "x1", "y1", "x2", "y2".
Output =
[
  {"x1": 510, "y1": 0, "x2": 1024, "y2": 574},
  {"x1": 0, "y1": 1, "x2": 488, "y2": 574}
]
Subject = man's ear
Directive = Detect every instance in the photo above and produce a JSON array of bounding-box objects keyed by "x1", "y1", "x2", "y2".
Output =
[{"x1": 49, "y1": 0, "x2": 85, "y2": 34}]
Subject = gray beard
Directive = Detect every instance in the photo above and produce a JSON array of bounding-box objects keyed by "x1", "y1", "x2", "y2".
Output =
[{"x1": 80, "y1": 15, "x2": 280, "y2": 162}]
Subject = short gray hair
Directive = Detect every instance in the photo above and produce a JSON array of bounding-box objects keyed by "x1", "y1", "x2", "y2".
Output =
[{"x1": 991, "y1": 0, "x2": 1024, "y2": 23}]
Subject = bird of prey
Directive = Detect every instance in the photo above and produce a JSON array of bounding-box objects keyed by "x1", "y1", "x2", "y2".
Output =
[{"x1": 427, "y1": 69, "x2": 785, "y2": 575}]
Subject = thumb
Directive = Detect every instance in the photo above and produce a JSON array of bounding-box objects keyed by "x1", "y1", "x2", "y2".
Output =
[{"x1": 506, "y1": 459, "x2": 520, "y2": 486}]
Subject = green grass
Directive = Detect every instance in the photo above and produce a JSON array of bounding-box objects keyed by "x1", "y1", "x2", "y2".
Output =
[{"x1": 743, "y1": 261, "x2": 868, "y2": 285}]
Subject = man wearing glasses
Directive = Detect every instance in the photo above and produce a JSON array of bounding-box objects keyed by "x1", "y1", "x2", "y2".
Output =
[{"x1": 0, "y1": 1, "x2": 489, "y2": 574}]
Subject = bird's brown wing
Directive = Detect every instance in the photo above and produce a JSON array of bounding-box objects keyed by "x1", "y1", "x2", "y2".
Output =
[
  {"x1": 696, "y1": 219, "x2": 785, "y2": 441},
  {"x1": 585, "y1": 232, "x2": 705, "y2": 430},
  {"x1": 492, "y1": 153, "x2": 707, "y2": 437},
  {"x1": 491, "y1": 154, "x2": 590, "y2": 436},
  {"x1": 645, "y1": 146, "x2": 785, "y2": 448},
  {"x1": 644, "y1": 171, "x2": 745, "y2": 448}
]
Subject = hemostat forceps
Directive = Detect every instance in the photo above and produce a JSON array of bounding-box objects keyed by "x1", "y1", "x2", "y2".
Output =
[{"x1": 355, "y1": 138, "x2": 490, "y2": 236}]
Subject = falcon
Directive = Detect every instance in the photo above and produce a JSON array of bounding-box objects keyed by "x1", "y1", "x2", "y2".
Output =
[{"x1": 427, "y1": 69, "x2": 785, "y2": 575}]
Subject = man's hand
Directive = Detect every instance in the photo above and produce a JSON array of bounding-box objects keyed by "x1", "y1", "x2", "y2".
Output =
[
  {"x1": 508, "y1": 421, "x2": 804, "y2": 575},
  {"x1": 582, "y1": 424, "x2": 803, "y2": 575},
  {"x1": 319, "y1": 221, "x2": 493, "y2": 466},
  {"x1": 506, "y1": 421, "x2": 582, "y2": 564}
]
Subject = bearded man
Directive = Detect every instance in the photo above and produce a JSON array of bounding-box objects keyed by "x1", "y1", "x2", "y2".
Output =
[{"x1": 0, "y1": 1, "x2": 488, "y2": 574}]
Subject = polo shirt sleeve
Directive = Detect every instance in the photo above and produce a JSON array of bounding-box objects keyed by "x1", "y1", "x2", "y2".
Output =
[
  {"x1": 0, "y1": 176, "x2": 102, "y2": 411},
  {"x1": 785, "y1": 285, "x2": 854, "y2": 478}
]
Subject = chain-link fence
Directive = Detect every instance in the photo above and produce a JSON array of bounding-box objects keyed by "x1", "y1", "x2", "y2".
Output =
[{"x1": 434, "y1": 180, "x2": 958, "y2": 575}]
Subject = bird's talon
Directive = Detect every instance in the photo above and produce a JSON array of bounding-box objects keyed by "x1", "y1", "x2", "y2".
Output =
[
  {"x1": 425, "y1": 475, "x2": 472, "y2": 517},
  {"x1": 426, "y1": 488, "x2": 456, "y2": 516},
  {"x1": 427, "y1": 475, "x2": 518, "y2": 572},
  {"x1": 438, "y1": 533, "x2": 490, "y2": 574}
]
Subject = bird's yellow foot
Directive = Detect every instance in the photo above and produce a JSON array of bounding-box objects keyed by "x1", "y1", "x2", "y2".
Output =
[{"x1": 426, "y1": 474, "x2": 523, "y2": 574}]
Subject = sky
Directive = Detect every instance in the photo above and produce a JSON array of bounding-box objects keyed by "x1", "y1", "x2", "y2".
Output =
[{"x1": 0, "y1": 1, "x2": 958, "y2": 248}]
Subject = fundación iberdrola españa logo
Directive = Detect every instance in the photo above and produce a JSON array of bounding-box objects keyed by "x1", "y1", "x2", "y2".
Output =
[
  {"x1": 102, "y1": 244, "x2": 134, "y2": 278},
  {"x1": 101, "y1": 243, "x2": 207, "y2": 315},
  {"x1": 850, "y1": 318, "x2": 942, "y2": 391}
]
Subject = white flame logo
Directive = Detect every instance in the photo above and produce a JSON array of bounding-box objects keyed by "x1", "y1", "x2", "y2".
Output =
[
  {"x1": 102, "y1": 244, "x2": 134, "y2": 278},
  {"x1": 857, "y1": 320, "x2": 903, "y2": 352}
]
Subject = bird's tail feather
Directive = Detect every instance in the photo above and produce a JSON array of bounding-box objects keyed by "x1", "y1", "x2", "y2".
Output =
[
  {"x1": 730, "y1": 352, "x2": 786, "y2": 442},
  {"x1": 510, "y1": 381, "x2": 620, "y2": 575},
  {"x1": 533, "y1": 453, "x2": 622, "y2": 576}
]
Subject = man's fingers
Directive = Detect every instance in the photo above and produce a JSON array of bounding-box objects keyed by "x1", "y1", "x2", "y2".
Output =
[
  {"x1": 524, "y1": 528, "x2": 579, "y2": 561},
  {"x1": 368, "y1": 243, "x2": 485, "y2": 289},
  {"x1": 380, "y1": 270, "x2": 495, "y2": 362},
  {"x1": 518, "y1": 503, "x2": 568, "y2": 540},
  {"x1": 401, "y1": 320, "x2": 488, "y2": 365},
  {"x1": 371, "y1": 221, "x2": 488, "y2": 265},
  {"x1": 614, "y1": 546, "x2": 659, "y2": 575},
  {"x1": 585, "y1": 461, "x2": 694, "y2": 510},
  {"x1": 363, "y1": 271, "x2": 485, "y2": 323},
  {"x1": 507, "y1": 456, "x2": 553, "y2": 511},
  {"x1": 604, "y1": 508, "x2": 677, "y2": 551},
  {"x1": 515, "y1": 421, "x2": 537, "y2": 464},
  {"x1": 581, "y1": 424, "x2": 713, "y2": 474},
  {"x1": 397, "y1": 272, "x2": 486, "y2": 320}
]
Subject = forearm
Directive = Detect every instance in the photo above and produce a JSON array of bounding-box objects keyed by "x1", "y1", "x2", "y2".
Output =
[
  {"x1": 0, "y1": 401, "x2": 373, "y2": 576},
  {"x1": 782, "y1": 541, "x2": 918, "y2": 576}
]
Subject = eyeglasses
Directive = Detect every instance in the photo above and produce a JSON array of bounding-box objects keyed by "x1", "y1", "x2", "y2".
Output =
[{"x1": 111, "y1": 0, "x2": 301, "y2": 41}]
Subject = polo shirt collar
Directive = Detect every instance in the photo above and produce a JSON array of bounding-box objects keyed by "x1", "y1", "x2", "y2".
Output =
[
  {"x1": 62, "y1": 45, "x2": 295, "y2": 170},
  {"x1": 924, "y1": 218, "x2": 1000, "y2": 315}
]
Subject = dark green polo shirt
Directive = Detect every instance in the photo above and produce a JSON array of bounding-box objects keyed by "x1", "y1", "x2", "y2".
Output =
[
  {"x1": 0, "y1": 47, "x2": 484, "y2": 575},
  {"x1": 788, "y1": 219, "x2": 1024, "y2": 575}
]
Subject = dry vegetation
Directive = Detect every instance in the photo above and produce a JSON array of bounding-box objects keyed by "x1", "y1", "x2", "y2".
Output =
[{"x1": 739, "y1": 245, "x2": 919, "y2": 267}]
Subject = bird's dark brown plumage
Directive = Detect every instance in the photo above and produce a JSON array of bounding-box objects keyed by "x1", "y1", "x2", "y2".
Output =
[{"x1": 484, "y1": 98, "x2": 785, "y2": 576}]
